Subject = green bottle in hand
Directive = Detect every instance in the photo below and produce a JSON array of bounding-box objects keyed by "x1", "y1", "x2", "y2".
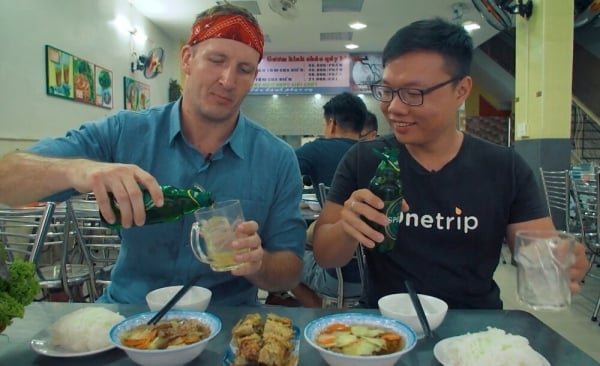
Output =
[
  {"x1": 101, "y1": 185, "x2": 214, "y2": 229},
  {"x1": 367, "y1": 148, "x2": 402, "y2": 253}
]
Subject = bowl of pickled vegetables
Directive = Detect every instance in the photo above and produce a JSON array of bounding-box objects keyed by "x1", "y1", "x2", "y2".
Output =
[
  {"x1": 109, "y1": 310, "x2": 221, "y2": 366},
  {"x1": 303, "y1": 313, "x2": 417, "y2": 366}
]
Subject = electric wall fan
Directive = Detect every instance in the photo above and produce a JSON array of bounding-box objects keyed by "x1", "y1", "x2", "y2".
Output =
[
  {"x1": 472, "y1": 0, "x2": 533, "y2": 31},
  {"x1": 268, "y1": 0, "x2": 299, "y2": 19},
  {"x1": 575, "y1": 0, "x2": 600, "y2": 28},
  {"x1": 131, "y1": 47, "x2": 165, "y2": 79}
]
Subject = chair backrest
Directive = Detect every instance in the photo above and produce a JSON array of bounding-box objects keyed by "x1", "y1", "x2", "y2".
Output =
[
  {"x1": 66, "y1": 195, "x2": 121, "y2": 296},
  {"x1": 570, "y1": 170, "x2": 599, "y2": 254},
  {"x1": 0, "y1": 203, "x2": 57, "y2": 265},
  {"x1": 0, "y1": 202, "x2": 102, "y2": 302},
  {"x1": 317, "y1": 183, "x2": 330, "y2": 208},
  {"x1": 314, "y1": 183, "x2": 369, "y2": 309},
  {"x1": 539, "y1": 168, "x2": 572, "y2": 232}
]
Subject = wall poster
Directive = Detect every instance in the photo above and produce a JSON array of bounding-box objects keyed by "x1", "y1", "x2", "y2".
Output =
[
  {"x1": 95, "y1": 66, "x2": 113, "y2": 109},
  {"x1": 124, "y1": 77, "x2": 150, "y2": 111},
  {"x1": 45, "y1": 45, "x2": 74, "y2": 99},
  {"x1": 73, "y1": 57, "x2": 95, "y2": 105},
  {"x1": 45, "y1": 45, "x2": 113, "y2": 109}
]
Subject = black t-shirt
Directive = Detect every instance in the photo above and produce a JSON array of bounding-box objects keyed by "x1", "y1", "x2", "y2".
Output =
[
  {"x1": 328, "y1": 133, "x2": 549, "y2": 309},
  {"x1": 295, "y1": 137, "x2": 357, "y2": 203}
]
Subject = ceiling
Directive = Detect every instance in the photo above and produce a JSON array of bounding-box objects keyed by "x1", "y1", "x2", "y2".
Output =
[{"x1": 130, "y1": 0, "x2": 500, "y2": 54}]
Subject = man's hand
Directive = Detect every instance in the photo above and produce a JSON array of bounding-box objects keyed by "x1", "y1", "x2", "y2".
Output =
[
  {"x1": 68, "y1": 160, "x2": 162, "y2": 228},
  {"x1": 570, "y1": 242, "x2": 589, "y2": 293},
  {"x1": 230, "y1": 221, "x2": 263, "y2": 276}
]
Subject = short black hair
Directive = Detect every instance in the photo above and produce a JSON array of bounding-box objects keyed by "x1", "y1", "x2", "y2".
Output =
[
  {"x1": 322, "y1": 92, "x2": 367, "y2": 134},
  {"x1": 363, "y1": 111, "x2": 378, "y2": 132},
  {"x1": 382, "y1": 18, "x2": 473, "y2": 78}
]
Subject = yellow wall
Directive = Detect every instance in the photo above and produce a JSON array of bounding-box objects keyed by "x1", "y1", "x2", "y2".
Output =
[{"x1": 514, "y1": 0, "x2": 574, "y2": 140}]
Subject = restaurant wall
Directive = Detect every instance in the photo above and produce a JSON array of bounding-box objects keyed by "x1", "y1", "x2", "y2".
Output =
[
  {"x1": 0, "y1": 0, "x2": 389, "y2": 156},
  {"x1": 0, "y1": 0, "x2": 180, "y2": 154},
  {"x1": 241, "y1": 94, "x2": 389, "y2": 142}
]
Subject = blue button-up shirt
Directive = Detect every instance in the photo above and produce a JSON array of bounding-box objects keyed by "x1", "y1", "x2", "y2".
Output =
[{"x1": 29, "y1": 99, "x2": 306, "y2": 305}]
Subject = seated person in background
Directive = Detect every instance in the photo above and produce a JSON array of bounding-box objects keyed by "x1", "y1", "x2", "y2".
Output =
[
  {"x1": 267, "y1": 92, "x2": 367, "y2": 308},
  {"x1": 312, "y1": 18, "x2": 588, "y2": 309},
  {"x1": 295, "y1": 92, "x2": 368, "y2": 204},
  {"x1": 359, "y1": 111, "x2": 379, "y2": 141},
  {"x1": 0, "y1": 3, "x2": 306, "y2": 306}
]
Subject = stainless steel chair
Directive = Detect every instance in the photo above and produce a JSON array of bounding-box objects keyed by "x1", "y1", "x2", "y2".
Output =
[
  {"x1": 0, "y1": 202, "x2": 93, "y2": 302},
  {"x1": 66, "y1": 195, "x2": 121, "y2": 300},
  {"x1": 539, "y1": 168, "x2": 574, "y2": 232},
  {"x1": 316, "y1": 183, "x2": 366, "y2": 309},
  {"x1": 570, "y1": 170, "x2": 600, "y2": 321}
]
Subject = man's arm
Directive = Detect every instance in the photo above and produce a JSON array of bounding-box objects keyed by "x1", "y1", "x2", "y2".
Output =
[
  {"x1": 0, "y1": 151, "x2": 163, "y2": 228},
  {"x1": 244, "y1": 250, "x2": 303, "y2": 291},
  {"x1": 0, "y1": 152, "x2": 81, "y2": 206}
]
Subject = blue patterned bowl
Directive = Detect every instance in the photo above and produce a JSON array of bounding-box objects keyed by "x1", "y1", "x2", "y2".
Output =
[
  {"x1": 303, "y1": 312, "x2": 417, "y2": 366},
  {"x1": 109, "y1": 310, "x2": 221, "y2": 366}
]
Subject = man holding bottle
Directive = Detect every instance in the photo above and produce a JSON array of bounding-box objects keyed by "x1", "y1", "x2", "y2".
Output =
[
  {"x1": 0, "y1": 3, "x2": 305, "y2": 306},
  {"x1": 312, "y1": 18, "x2": 588, "y2": 309}
]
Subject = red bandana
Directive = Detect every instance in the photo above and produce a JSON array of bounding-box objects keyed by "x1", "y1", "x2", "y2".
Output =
[{"x1": 187, "y1": 14, "x2": 264, "y2": 61}]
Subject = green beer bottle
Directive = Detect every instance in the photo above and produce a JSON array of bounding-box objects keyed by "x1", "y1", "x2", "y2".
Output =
[
  {"x1": 101, "y1": 185, "x2": 214, "y2": 229},
  {"x1": 368, "y1": 148, "x2": 402, "y2": 253}
]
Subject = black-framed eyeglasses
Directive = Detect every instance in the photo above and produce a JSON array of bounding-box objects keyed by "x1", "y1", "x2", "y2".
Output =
[{"x1": 370, "y1": 76, "x2": 463, "y2": 106}]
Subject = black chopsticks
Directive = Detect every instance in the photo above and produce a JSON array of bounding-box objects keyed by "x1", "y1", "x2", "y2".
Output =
[
  {"x1": 404, "y1": 279, "x2": 432, "y2": 338},
  {"x1": 147, "y1": 275, "x2": 200, "y2": 325}
]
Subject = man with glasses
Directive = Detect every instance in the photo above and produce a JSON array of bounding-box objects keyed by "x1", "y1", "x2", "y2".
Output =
[{"x1": 311, "y1": 18, "x2": 588, "y2": 309}]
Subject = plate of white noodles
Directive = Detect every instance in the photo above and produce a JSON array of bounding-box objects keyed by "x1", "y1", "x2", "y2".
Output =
[
  {"x1": 31, "y1": 307, "x2": 124, "y2": 357},
  {"x1": 433, "y1": 327, "x2": 549, "y2": 366}
]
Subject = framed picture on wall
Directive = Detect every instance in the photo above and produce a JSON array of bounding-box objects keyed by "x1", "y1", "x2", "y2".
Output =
[
  {"x1": 95, "y1": 66, "x2": 113, "y2": 109},
  {"x1": 45, "y1": 45, "x2": 74, "y2": 100},
  {"x1": 73, "y1": 57, "x2": 95, "y2": 105},
  {"x1": 124, "y1": 76, "x2": 150, "y2": 111}
]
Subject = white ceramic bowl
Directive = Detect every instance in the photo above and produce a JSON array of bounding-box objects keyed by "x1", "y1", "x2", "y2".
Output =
[
  {"x1": 378, "y1": 293, "x2": 448, "y2": 339},
  {"x1": 303, "y1": 312, "x2": 417, "y2": 366},
  {"x1": 145, "y1": 286, "x2": 212, "y2": 311},
  {"x1": 109, "y1": 310, "x2": 221, "y2": 366}
]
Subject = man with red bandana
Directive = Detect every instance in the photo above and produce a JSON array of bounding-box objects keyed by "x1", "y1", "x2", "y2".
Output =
[
  {"x1": 0, "y1": 3, "x2": 306, "y2": 305},
  {"x1": 312, "y1": 18, "x2": 589, "y2": 309}
]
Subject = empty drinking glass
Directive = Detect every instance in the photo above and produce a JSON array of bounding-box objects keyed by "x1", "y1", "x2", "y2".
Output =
[{"x1": 514, "y1": 230, "x2": 575, "y2": 311}]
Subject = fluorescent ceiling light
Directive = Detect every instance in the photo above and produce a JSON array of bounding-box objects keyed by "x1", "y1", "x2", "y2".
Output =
[
  {"x1": 462, "y1": 21, "x2": 481, "y2": 32},
  {"x1": 349, "y1": 22, "x2": 367, "y2": 30},
  {"x1": 345, "y1": 43, "x2": 359, "y2": 50}
]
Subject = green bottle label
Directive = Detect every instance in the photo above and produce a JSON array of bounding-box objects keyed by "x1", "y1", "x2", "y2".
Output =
[{"x1": 384, "y1": 198, "x2": 401, "y2": 241}]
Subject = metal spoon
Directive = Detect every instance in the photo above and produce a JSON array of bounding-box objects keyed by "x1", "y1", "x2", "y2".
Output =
[{"x1": 404, "y1": 279, "x2": 432, "y2": 338}]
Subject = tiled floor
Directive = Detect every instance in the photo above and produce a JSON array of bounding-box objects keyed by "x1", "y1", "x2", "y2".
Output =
[{"x1": 494, "y1": 247, "x2": 600, "y2": 363}]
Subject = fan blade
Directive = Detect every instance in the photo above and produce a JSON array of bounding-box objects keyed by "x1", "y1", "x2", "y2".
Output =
[{"x1": 472, "y1": 0, "x2": 514, "y2": 31}]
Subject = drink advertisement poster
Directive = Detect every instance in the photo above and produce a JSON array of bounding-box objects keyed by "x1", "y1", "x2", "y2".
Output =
[
  {"x1": 250, "y1": 53, "x2": 351, "y2": 95},
  {"x1": 350, "y1": 53, "x2": 383, "y2": 93}
]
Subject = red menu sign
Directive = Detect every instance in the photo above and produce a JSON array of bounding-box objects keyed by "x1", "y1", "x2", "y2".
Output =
[{"x1": 251, "y1": 53, "x2": 351, "y2": 95}]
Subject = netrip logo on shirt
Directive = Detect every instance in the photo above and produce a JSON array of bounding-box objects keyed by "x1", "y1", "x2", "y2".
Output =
[{"x1": 388, "y1": 206, "x2": 479, "y2": 234}]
